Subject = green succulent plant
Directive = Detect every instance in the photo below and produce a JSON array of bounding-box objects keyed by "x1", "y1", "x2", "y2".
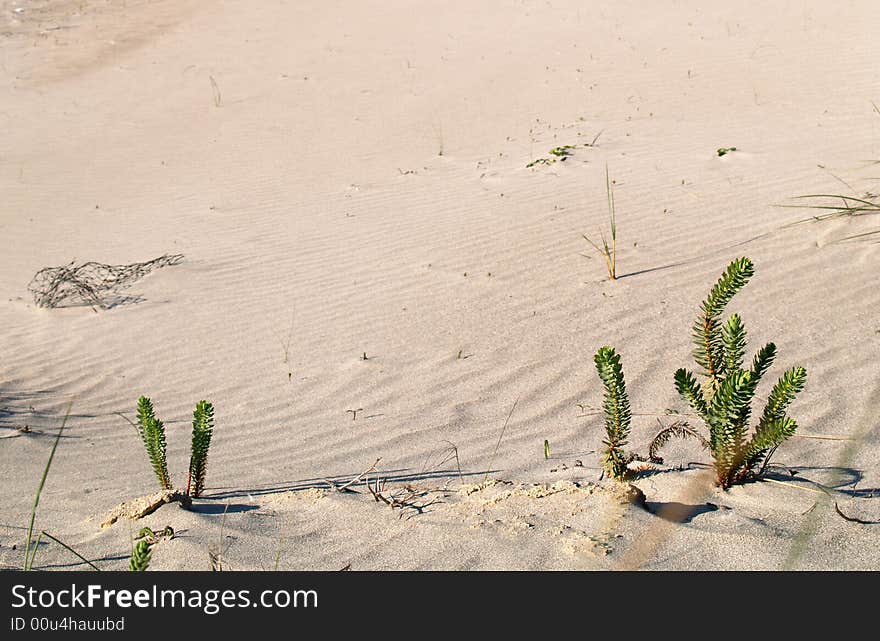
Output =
[
  {"x1": 136, "y1": 396, "x2": 172, "y2": 491},
  {"x1": 675, "y1": 257, "x2": 807, "y2": 488},
  {"x1": 129, "y1": 538, "x2": 152, "y2": 572},
  {"x1": 133, "y1": 396, "x2": 215, "y2": 497},
  {"x1": 593, "y1": 346, "x2": 633, "y2": 480},
  {"x1": 187, "y1": 401, "x2": 215, "y2": 498},
  {"x1": 129, "y1": 526, "x2": 174, "y2": 571}
]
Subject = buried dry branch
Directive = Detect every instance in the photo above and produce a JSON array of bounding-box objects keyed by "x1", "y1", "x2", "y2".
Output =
[{"x1": 27, "y1": 253, "x2": 184, "y2": 309}]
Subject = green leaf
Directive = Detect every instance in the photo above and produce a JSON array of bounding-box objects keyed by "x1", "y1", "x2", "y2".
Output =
[
  {"x1": 706, "y1": 369, "x2": 755, "y2": 472},
  {"x1": 759, "y1": 367, "x2": 807, "y2": 427},
  {"x1": 721, "y1": 313, "x2": 747, "y2": 374},
  {"x1": 691, "y1": 257, "x2": 754, "y2": 386},
  {"x1": 129, "y1": 539, "x2": 152, "y2": 572},
  {"x1": 674, "y1": 368, "x2": 708, "y2": 420},
  {"x1": 740, "y1": 416, "x2": 799, "y2": 478},
  {"x1": 750, "y1": 343, "x2": 777, "y2": 382}
]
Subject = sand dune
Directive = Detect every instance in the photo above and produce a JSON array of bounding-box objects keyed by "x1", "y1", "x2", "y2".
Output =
[{"x1": 1, "y1": 0, "x2": 878, "y2": 571}]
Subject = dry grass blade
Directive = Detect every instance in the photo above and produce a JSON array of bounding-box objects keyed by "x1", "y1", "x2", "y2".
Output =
[
  {"x1": 418, "y1": 441, "x2": 463, "y2": 484},
  {"x1": 759, "y1": 477, "x2": 826, "y2": 495},
  {"x1": 208, "y1": 502, "x2": 230, "y2": 571},
  {"x1": 838, "y1": 228, "x2": 880, "y2": 242},
  {"x1": 833, "y1": 502, "x2": 876, "y2": 525},
  {"x1": 583, "y1": 164, "x2": 617, "y2": 279},
  {"x1": 209, "y1": 75, "x2": 221, "y2": 107},
  {"x1": 792, "y1": 432, "x2": 852, "y2": 441},
  {"x1": 785, "y1": 379, "x2": 880, "y2": 568},
  {"x1": 776, "y1": 187, "x2": 880, "y2": 244},
  {"x1": 366, "y1": 475, "x2": 439, "y2": 519},
  {"x1": 483, "y1": 398, "x2": 520, "y2": 484},
  {"x1": 648, "y1": 420, "x2": 709, "y2": 464},
  {"x1": 779, "y1": 193, "x2": 879, "y2": 226},
  {"x1": 760, "y1": 479, "x2": 877, "y2": 524},
  {"x1": 41, "y1": 530, "x2": 101, "y2": 571},
  {"x1": 325, "y1": 458, "x2": 381, "y2": 492}
]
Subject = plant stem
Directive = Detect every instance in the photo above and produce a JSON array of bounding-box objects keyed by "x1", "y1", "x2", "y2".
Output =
[
  {"x1": 606, "y1": 163, "x2": 617, "y2": 279},
  {"x1": 23, "y1": 401, "x2": 72, "y2": 571},
  {"x1": 41, "y1": 531, "x2": 101, "y2": 571}
]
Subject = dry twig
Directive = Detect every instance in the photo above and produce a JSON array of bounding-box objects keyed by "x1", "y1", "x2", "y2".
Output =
[
  {"x1": 28, "y1": 254, "x2": 184, "y2": 310},
  {"x1": 324, "y1": 458, "x2": 381, "y2": 493}
]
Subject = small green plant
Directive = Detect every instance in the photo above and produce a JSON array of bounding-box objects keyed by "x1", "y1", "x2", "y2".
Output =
[
  {"x1": 129, "y1": 526, "x2": 174, "y2": 572},
  {"x1": 544, "y1": 439, "x2": 551, "y2": 460},
  {"x1": 129, "y1": 537, "x2": 152, "y2": 572},
  {"x1": 133, "y1": 396, "x2": 215, "y2": 497},
  {"x1": 717, "y1": 146, "x2": 737, "y2": 156},
  {"x1": 136, "y1": 396, "x2": 172, "y2": 491},
  {"x1": 527, "y1": 144, "x2": 577, "y2": 168},
  {"x1": 549, "y1": 145, "x2": 576, "y2": 159},
  {"x1": 187, "y1": 401, "x2": 215, "y2": 498},
  {"x1": 583, "y1": 164, "x2": 618, "y2": 280},
  {"x1": 593, "y1": 346, "x2": 632, "y2": 480},
  {"x1": 674, "y1": 257, "x2": 807, "y2": 488},
  {"x1": 525, "y1": 157, "x2": 553, "y2": 168}
]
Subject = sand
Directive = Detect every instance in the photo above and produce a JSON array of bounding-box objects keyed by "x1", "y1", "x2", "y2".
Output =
[{"x1": 1, "y1": 0, "x2": 878, "y2": 571}]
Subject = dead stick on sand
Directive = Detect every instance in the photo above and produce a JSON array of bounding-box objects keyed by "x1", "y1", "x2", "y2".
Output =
[
  {"x1": 483, "y1": 398, "x2": 520, "y2": 484},
  {"x1": 759, "y1": 478, "x2": 825, "y2": 494},
  {"x1": 209, "y1": 75, "x2": 221, "y2": 107},
  {"x1": 791, "y1": 433, "x2": 852, "y2": 441},
  {"x1": 833, "y1": 503, "x2": 874, "y2": 525},
  {"x1": 760, "y1": 477, "x2": 877, "y2": 525},
  {"x1": 41, "y1": 531, "x2": 101, "y2": 571},
  {"x1": 325, "y1": 458, "x2": 381, "y2": 493}
]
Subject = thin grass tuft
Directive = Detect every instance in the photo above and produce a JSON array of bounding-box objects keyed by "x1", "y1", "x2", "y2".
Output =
[
  {"x1": 41, "y1": 531, "x2": 101, "y2": 570},
  {"x1": 23, "y1": 401, "x2": 72, "y2": 571},
  {"x1": 583, "y1": 164, "x2": 618, "y2": 279},
  {"x1": 780, "y1": 192, "x2": 879, "y2": 242}
]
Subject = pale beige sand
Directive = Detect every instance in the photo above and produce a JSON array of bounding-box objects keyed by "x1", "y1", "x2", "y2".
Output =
[{"x1": 1, "y1": 0, "x2": 878, "y2": 571}]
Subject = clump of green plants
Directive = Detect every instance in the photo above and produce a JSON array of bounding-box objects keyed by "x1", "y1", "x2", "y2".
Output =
[
  {"x1": 549, "y1": 145, "x2": 576, "y2": 159},
  {"x1": 674, "y1": 257, "x2": 807, "y2": 488},
  {"x1": 716, "y1": 146, "x2": 737, "y2": 156},
  {"x1": 133, "y1": 396, "x2": 215, "y2": 498},
  {"x1": 593, "y1": 346, "x2": 633, "y2": 480},
  {"x1": 583, "y1": 164, "x2": 618, "y2": 280},
  {"x1": 526, "y1": 144, "x2": 578, "y2": 168}
]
